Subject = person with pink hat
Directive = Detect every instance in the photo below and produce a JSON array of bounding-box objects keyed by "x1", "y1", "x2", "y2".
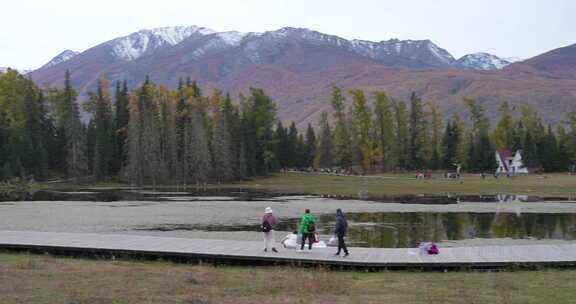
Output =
[{"x1": 262, "y1": 206, "x2": 278, "y2": 253}]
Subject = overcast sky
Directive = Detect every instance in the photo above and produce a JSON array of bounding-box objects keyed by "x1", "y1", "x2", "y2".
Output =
[{"x1": 2, "y1": 0, "x2": 574, "y2": 70}]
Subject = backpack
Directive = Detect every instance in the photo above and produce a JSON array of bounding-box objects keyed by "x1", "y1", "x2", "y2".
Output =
[
  {"x1": 307, "y1": 220, "x2": 316, "y2": 233},
  {"x1": 261, "y1": 220, "x2": 272, "y2": 232}
]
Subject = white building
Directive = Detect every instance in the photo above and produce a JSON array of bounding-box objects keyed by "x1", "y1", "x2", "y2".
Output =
[{"x1": 495, "y1": 150, "x2": 528, "y2": 174}]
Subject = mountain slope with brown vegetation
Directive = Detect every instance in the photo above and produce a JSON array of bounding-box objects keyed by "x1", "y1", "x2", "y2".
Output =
[{"x1": 30, "y1": 26, "x2": 576, "y2": 128}]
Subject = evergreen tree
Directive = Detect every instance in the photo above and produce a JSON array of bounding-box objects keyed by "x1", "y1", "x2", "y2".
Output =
[
  {"x1": 441, "y1": 121, "x2": 456, "y2": 169},
  {"x1": 349, "y1": 89, "x2": 378, "y2": 172},
  {"x1": 87, "y1": 78, "x2": 115, "y2": 180},
  {"x1": 113, "y1": 80, "x2": 130, "y2": 174},
  {"x1": 408, "y1": 92, "x2": 427, "y2": 169},
  {"x1": 209, "y1": 89, "x2": 234, "y2": 182},
  {"x1": 315, "y1": 112, "x2": 333, "y2": 168},
  {"x1": 331, "y1": 86, "x2": 352, "y2": 168},
  {"x1": 425, "y1": 101, "x2": 443, "y2": 170},
  {"x1": 186, "y1": 93, "x2": 212, "y2": 183},
  {"x1": 0, "y1": 69, "x2": 53, "y2": 179},
  {"x1": 273, "y1": 121, "x2": 288, "y2": 169},
  {"x1": 222, "y1": 92, "x2": 242, "y2": 179},
  {"x1": 287, "y1": 122, "x2": 299, "y2": 168},
  {"x1": 463, "y1": 98, "x2": 494, "y2": 172},
  {"x1": 241, "y1": 88, "x2": 277, "y2": 175},
  {"x1": 45, "y1": 71, "x2": 88, "y2": 181},
  {"x1": 492, "y1": 101, "x2": 515, "y2": 150},
  {"x1": 393, "y1": 100, "x2": 410, "y2": 170},
  {"x1": 304, "y1": 123, "x2": 316, "y2": 167},
  {"x1": 372, "y1": 91, "x2": 396, "y2": 171},
  {"x1": 540, "y1": 124, "x2": 561, "y2": 172}
]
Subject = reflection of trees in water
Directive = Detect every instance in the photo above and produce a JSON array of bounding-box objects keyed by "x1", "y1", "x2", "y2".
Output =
[{"x1": 329, "y1": 212, "x2": 576, "y2": 248}]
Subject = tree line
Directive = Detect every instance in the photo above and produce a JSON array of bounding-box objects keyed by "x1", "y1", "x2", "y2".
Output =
[
  {"x1": 1, "y1": 70, "x2": 576, "y2": 184},
  {"x1": 313, "y1": 86, "x2": 576, "y2": 174},
  {"x1": 0, "y1": 70, "x2": 315, "y2": 184}
]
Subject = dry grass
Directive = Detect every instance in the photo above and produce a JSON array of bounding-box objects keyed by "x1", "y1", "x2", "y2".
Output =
[
  {"x1": 0, "y1": 252, "x2": 575, "y2": 304},
  {"x1": 237, "y1": 172, "x2": 576, "y2": 197}
]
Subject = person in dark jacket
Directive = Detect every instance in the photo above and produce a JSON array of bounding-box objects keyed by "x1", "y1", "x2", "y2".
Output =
[{"x1": 334, "y1": 208, "x2": 349, "y2": 257}]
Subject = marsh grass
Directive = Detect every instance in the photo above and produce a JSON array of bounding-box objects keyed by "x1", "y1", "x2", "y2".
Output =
[{"x1": 1, "y1": 252, "x2": 574, "y2": 304}]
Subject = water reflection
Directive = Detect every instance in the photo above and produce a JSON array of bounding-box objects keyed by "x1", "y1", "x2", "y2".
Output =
[
  {"x1": 0, "y1": 188, "x2": 289, "y2": 202},
  {"x1": 3, "y1": 188, "x2": 576, "y2": 248},
  {"x1": 136, "y1": 212, "x2": 576, "y2": 248},
  {"x1": 311, "y1": 212, "x2": 576, "y2": 248},
  {"x1": 1, "y1": 188, "x2": 572, "y2": 204}
]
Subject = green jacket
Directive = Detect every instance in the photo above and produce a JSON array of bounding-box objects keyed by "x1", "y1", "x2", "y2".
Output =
[{"x1": 299, "y1": 213, "x2": 316, "y2": 234}]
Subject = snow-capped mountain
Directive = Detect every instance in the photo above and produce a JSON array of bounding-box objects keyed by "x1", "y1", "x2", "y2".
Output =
[
  {"x1": 457, "y1": 52, "x2": 511, "y2": 70},
  {"x1": 38, "y1": 25, "x2": 506, "y2": 72},
  {"x1": 237, "y1": 27, "x2": 457, "y2": 68},
  {"x1": 41, "y1": 50, "x2": 79, "y2": 69},
  {"x1": 108, "y1": 26, "x2": 215, "y2": 61},
  {"x1": 29, "y1": 25, "x2": 575, "y2": 132}
]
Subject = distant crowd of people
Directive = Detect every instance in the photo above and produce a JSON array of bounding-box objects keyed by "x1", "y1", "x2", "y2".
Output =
[{"x1": 283, "y1": 167, "x2": 360, "y2": 175}]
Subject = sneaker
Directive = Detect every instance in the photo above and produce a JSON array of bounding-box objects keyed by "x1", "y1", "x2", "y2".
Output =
[
  {"x1": 272, "y1": 248, "x2": 278, "y2": 253},
  {"x1": 343, "y1": 253, "x2": 349, "y2": 257},
  {"x1": 334, "y1": 253, "x2": 340, "y2": 256},
  {"x1": 297, "y1": 249, "x2": 304, "y2": 252},
  {"x1": 264, "y1": 248, "x2": 267, "y2": 252}
]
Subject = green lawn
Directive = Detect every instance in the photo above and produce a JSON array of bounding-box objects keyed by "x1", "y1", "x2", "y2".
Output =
[
  {"x1": 234, "y1": 172, "x2": 576, "y2": 198},
  {"x1": 3, "y1": 172, "x2": 576, "y2": 199},
  {"x1": 0, "y1": 252, "x2": 574, "y2": 304}
]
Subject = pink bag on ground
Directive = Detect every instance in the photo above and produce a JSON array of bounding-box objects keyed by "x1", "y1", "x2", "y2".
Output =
[{"x1": 428, "y1": 244, "x2": 439, "y2": 255}]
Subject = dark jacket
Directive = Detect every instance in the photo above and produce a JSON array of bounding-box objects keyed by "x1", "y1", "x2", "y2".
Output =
[{"x1": 335, "y1": 210, "x2": 348, "y2": 236}]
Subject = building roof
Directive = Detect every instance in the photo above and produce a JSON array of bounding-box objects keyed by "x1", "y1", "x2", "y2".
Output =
[{"x1": 497, "y1": 150, "x2": 513, "y2": 171}]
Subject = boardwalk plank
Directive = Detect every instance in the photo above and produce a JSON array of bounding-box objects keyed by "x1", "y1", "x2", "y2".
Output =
[{"x1": 1, "y1": 231, "x2": 575, "y2": 269}]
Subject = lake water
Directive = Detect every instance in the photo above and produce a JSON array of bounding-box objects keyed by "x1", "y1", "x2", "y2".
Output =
[{"x1": 1, "y1": 188, "x2": 575, "y2": 248}]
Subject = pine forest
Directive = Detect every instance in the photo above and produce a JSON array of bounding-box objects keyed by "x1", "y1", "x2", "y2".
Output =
[{"x1": 1, "y1": 69, "x2": 576, "y2": 184}]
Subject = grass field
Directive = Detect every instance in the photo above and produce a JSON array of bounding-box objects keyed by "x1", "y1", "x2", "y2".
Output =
[
  {"x1": 3, "y1": 172, "x2": 576, "y2": 199},
  {"x1": 234, "y1": 172, "x2": 576, "y2": 198},
  {"x1": 0, "y1": 252, "x2": 574, "y2": 304}
]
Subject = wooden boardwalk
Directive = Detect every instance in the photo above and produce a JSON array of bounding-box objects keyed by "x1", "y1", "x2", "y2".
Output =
[{"x1": 1, "y1": 231, "x2": 576, "y2": 270}]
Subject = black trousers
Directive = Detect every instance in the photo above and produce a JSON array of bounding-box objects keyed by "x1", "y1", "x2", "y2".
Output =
[
  {"x1": 301, "y1": 233, "x2": 313, "y2": 250},
  {"x1": 336, "y1": 234, "x2": 348, "y2": 254}
]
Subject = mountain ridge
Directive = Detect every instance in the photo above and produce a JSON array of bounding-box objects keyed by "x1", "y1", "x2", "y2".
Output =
[{"x1": 29, "y1": 26, "x2": 576, "y2": 128}]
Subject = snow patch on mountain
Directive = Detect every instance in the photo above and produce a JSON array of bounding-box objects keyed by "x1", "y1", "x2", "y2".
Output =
[
  {"x1": 457, "y1": 52, "x2": 511, "y2": 70},
  {"x1": 216, "y1": 31, "x2": 247, "y2": 46},
  {"x1": 189, "y1": 32, "x2": 248, "y2": 60},
  {"x1": 41, "y1": 50, "x2": 79, "y2": 68},
  {"x1": 426, "y1": 42, "x2": 455, "y2": 65},
  {"x1": 348, "y1": 38, "x2": 456, "y2": 67},
  {"x1": 110, "y1": 26, "x2": 215, "y2": 61}
]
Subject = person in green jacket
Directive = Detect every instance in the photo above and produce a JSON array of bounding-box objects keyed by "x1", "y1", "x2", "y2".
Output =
[{"x1": 299, "y1": 208, "x2": 316, "y2": 251}]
